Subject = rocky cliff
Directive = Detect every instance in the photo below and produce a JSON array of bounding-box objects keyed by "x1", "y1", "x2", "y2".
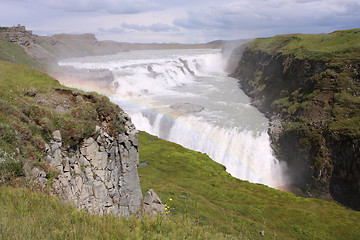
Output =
[
  {"x1": 44, "y1": 124, "x2": 142, "y2": 216},
  {"x1": 0, "y1": 25, "x2": 36, "y2": 46},
  {"x1": 0, "y1": 59, "x2": 145, "y2": 216},
  {"x1": 232, "y1": 29, "x2": 360, "y2": 209}
]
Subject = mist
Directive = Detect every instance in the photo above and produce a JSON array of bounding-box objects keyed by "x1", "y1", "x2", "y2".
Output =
[{"x1": 52, "y1": 46, "x2": 292, "y2": 189}]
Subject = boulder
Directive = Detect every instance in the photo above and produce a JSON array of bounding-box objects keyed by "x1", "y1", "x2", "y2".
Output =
[
  {"x1": 143, "y1": 189, "x2": 165, "y2": 217},
  {"x1": 30, "y1": 167, "x2": 47, "y2": 190}
]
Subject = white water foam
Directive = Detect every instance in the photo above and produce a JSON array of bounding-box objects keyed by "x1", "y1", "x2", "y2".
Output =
[{"x1": 59, "y1": 48, "x2": 289, "y2": 189}]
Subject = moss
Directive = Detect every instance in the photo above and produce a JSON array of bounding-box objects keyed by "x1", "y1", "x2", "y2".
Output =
[
  {"x1": 328, "y1": 116, "x2": 360, "y2": 138},
  {"x1": 284, "y1": 121, "x2": 303, "y2": 131},
  {"x1": 315, "y1": 157, "x2": 326, "y2": 167}
]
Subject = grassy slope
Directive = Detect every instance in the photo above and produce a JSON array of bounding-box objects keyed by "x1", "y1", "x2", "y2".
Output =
[
  {"x1": 1, "y1": 131, "x2": 359, "y2": 239},
  {"x1": 0, "y1": 60, "x2": 128, "y2": 184},
  {"x1": 0, "y1": 186, "x2": 227, "y2": 240},
  {"x1": 138, "y1": 131, "x2": 360, "y2": 240},
  {"x1": 0, "y1": 37, "x2": 38, "y2": 67}
]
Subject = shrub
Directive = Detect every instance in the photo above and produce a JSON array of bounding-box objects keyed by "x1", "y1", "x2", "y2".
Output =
[{"x1": 0, "y1": 150, "x2": 24, "y2": 185}]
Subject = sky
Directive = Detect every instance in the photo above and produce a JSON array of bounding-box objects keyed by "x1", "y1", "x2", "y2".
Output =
[{"x1": 1, "y1": 0, "x2": 359, "y2": 43}]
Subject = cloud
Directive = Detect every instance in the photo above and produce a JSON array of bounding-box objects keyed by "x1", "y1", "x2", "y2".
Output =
[
  {"x1": 2, "y1": 0, "x2": 360, "y2": 43},
  {"x1": 98, "y1": 23, "x2": 180, "y2": 35},
  {"x1": 173, "y1": 0, "x2": 360, "y2": 38},
  {"x1": 24, "y1": 0, "x2": 161, "y2": 14},
  {"x1": 121, "y1": 23, "x2": 179, "y2": 32},
  {"x1": 98, "y1": 27, "x2": 125, "y2": 33}
]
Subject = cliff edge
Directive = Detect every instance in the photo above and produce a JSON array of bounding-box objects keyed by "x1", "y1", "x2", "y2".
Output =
[
  {"x1": 0, "y1": 59, "x2": 142, "y2": 216},
  {"x1": 232, "y1": 29, "x2": 360, "y2": 209}
]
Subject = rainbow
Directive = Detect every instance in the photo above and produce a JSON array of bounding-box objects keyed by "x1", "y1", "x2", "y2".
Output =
[{"x1": 57, "y1": 77, "x2": 288, "y2": 190}]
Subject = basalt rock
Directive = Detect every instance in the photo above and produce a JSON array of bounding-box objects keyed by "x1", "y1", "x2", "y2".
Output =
[
  {"x1": 46, "y1": 125, "x2": 143, "y2": 216},
  {"x1": 232, "y1": 45, "x2": 360, "y2": 209},
  {"x1": 30, "y1": 167, "x2": 47, "y2": 190},
  {"x1": 0, "y1": 25, "x2": 37, "y2": 46},
  {"x1": 143, "y1": 189, "x2": 165, "y2": 217}
]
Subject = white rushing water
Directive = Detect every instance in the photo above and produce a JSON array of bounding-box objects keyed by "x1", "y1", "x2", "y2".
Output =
[{"x1": 59, "y1": 48, "x2": 289, "y2": 188}]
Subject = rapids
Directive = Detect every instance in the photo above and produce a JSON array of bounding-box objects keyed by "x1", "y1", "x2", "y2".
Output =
[{"x1": 59, "y1": 48, "x2": 289, "y2": 188}]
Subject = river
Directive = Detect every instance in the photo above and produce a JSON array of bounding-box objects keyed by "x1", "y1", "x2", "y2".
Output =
[{"x1": 59, "y1": 48, "x2": 289, "y2": 188}]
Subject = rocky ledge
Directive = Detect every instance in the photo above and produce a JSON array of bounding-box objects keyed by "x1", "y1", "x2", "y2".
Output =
[
  {"x1": 0, "y1": 25, "x2": 36, "y2": 46},
  {"x1": 33, "y1": 124, "x2": 143, "y2": 216}
]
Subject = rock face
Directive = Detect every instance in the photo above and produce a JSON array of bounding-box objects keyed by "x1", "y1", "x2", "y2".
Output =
[
  {"x1": 143, "y1": 189, "x2": 165, "y2": 217},
  {"x1": 0, "y1": 25, "x2": 36, "y2": 46},
  {"x1": 233, "y1": 50, "x2": 327, "y2": 192},
  {"x1": 30, "y1": 167, "x2": 47, "y2": 190},
  {"x1": 46, "y1": 125, "x2": 143, "y2": 216},
  {"x1": 232, "y1": 47, "x2": 360, "y2": 209}
]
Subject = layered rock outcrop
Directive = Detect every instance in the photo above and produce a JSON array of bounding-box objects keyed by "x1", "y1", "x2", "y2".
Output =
[
  {"x1": 44, "y1": 125, "x2": 142, "y2": 216},
  {"x1": 233, "y1": 50, "x2": 327, "y2": 191},
  {"x1": 232, "y1": 38, "x2": 360, "y2": 209},
  {"x1": 0, "y1": 25, "x2": 36, "y2": 46}
]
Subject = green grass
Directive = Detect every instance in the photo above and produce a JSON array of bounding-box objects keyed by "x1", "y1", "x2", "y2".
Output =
[
  {"x1": 2, "y1": 131, "x2": 359, "y2": 239},
  {"x1": 0, "y1": 37, "x2": 38, "y2": 67},
  {"x1": 138, "y1": 131, "x2": 360, "y2": 240},
  {"x1": 0, "y1": 186, "x2": 229, "y2": 240},
  {"x1": 249, "y1": 28, "x2": 360, "y2": 61}
]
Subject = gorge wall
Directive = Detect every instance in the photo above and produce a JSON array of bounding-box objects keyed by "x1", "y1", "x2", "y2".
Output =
[
  {"x1": 232, "y1": 30, "x2": 360, "y2": 209},
  {"x1": 44, "y1": 125, "x2": 142, "y2": 216}
]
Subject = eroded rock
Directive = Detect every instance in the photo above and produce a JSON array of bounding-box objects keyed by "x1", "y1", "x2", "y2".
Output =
[
  {"x1": 143, "y1": 189, "x2": 165, "y2": 217},
  {"x1": 46, "y1": 125, "x2": 142, "y2": 217}
]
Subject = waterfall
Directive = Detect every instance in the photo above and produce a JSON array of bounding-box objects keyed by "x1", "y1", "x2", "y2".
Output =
[{"x1": 59, "y1": 48, "x2": 289, "y2": 189}]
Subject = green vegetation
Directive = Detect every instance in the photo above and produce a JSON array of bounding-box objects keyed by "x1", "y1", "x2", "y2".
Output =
[
  {"x1": 328, "y1": 90, "x2": 360, "y2": 137},
  {"x1": 0, "y1": 150, "x2": 24, "y2": 185},
  {"x1": 0, "y1": 37, "x2": 38, "y2": 67},
  {"x1": 248, "y1": 28, "x2": 360, "y2": 61},
  {"x1": 0, "y1": 60, "x2": 126, "y2": 184},
  {"x1": 234, "y1": 28, "x2": 360, "y2": 205},
  {"x1": 1, "y1": 131, "x2": 359, "y2": 239},
  {"x1": 0, "y1": 186, "x2": 228, "y2": 240},
  {"x1": 138, "y1": 131, "x2": 360, "y2": 239},
  {"x1": 245, "y1": 29, "x2": 360, "y2": 140}
]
